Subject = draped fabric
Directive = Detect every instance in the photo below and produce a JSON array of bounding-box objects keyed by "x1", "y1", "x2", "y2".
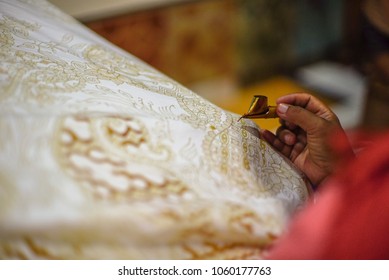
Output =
[{"x1": 0, "y1": 0, "x2": 309, "y2": 259}]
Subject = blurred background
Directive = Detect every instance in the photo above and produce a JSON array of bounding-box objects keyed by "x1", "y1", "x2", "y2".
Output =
[{"x1": 49, "y1": 0, "x2": 388, "y2": 132}]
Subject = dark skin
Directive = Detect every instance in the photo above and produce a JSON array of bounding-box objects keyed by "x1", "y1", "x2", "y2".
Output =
[
  {"x1": 260, "y1": 93, "x2": 355, "y2": 186},
  {"x1": 373, "y1": 53, "x2": 389, "y2": 81}
]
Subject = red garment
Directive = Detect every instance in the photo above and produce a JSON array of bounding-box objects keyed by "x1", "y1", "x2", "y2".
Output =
[{"x1": 266, "y1": 131, "x2": 389, "y2": 259}]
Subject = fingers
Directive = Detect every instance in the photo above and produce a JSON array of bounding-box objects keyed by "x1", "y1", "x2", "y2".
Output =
[
  {"x1": 260, "y1": 129, "x2": 292, "y2": 158},
  {"x1": 276, "y1": 102, "x2": 332, "y2": 134},
  {"x1": 261, "y1": 128, "x2": 307, "y2": 162},
  {"x1": 289, "y1": 141, "x2": 306, "y2": 162},
  {"x1": 279, "y1": 119, "x2": 298, "y2": 130},
  {"x1": 266, "y1": 93, "x2": 346, "y2": 185},
  {"x1": 276, "y1": 127, "x2": 296, "y2": 146},
  {"x1": 276, "y1": 93, "x2": 338, "y2": 122}
]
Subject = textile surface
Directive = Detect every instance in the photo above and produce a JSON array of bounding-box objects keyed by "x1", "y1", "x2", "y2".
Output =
[{"x1": 0, "y1": 0, "x2": 309, "y2": 259}]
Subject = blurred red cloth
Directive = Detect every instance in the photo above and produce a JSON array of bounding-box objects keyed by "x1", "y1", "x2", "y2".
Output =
[{"x1": 266, "y1": 131, "x2": 389, "y2": 259}]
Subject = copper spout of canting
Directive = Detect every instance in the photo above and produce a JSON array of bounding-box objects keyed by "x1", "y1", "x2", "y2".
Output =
[{"x1": 238, "y1": 95, "x2": 278, "y2": 121}]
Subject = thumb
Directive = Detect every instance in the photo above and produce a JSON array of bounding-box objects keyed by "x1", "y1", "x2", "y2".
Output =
[{"x1": 277, "y1": 103, "x2": 324, "y2": 132}]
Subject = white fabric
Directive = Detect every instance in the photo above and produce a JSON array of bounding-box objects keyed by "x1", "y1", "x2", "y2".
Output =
[{"x1": 0, "y1": 0, "x2": 310, "y2": 259}]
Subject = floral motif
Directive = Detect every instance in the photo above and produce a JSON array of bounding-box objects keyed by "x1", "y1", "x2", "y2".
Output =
[{"x1": 0, "y1": 0, "x2": 309, "y2": 259}]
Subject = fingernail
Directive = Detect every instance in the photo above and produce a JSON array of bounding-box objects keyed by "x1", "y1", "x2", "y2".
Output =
[
  {"x1": 278, "y1": 103, "x2": 289, "y2": 114},
  {"x1": 285, "y1": 134, "x2": 294, "y2": 145}
]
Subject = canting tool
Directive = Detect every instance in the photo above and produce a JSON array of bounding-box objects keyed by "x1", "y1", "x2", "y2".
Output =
[{"x1": 238, "y1": 95, "x2": 278, "y2": 121}]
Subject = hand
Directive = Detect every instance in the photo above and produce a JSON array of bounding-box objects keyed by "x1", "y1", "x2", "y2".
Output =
[{"x1": 260, "y1": 93, "x2": 353, "y2": 186}]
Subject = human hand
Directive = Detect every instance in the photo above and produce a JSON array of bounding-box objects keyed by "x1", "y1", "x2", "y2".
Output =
[{"x1": 260, "y1": 93, "x2": 353, "y2": 186}]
